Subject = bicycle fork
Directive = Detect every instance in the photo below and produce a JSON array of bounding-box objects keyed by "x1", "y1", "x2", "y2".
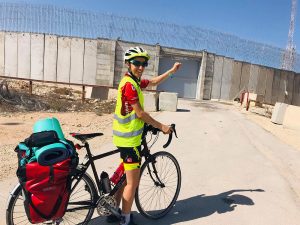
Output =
[{"x1": 147, "y1": 159, "x2": 165, "y2": 188}]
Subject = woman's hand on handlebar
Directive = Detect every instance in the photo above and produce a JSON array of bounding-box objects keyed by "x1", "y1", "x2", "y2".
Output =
[{"x1": 161, "y1": 124, "x2": 173, "y2": 134}]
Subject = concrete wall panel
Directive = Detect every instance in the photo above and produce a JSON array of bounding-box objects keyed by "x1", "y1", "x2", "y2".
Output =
[
  {"x1": 31, "y1": 34, "x2": 44, "y2": 80},
  {"x1": 70, "y1": 38, "x2": 84, "y2": 84},
  {"x1": 264, "y1": 68, "x2": 274, "y2": 104},
  {"x1": 44, "y1": 35, "x2": 57, "y2": 82},
  {"x1": 0, "y1": 32, "x2": 5, "y2": 75},
  {"x1": 277, "y1": 71, "x2": 287, "y2": 103},
  {"x1": 256, "y1": 66, "x2": 267, "y2": 96},
  {"x1": 248, "y1": 64, "x2": 259, "y2": 93},
  {"x1": 202, "y1": 53, "x2": 215, "y2": 100},
  {"x1": 96, "y1": 40, "x2": 115, "y2": 86},
  {"x1": 239, "y1": 63, "x2": 251, "y2": 91},
  {"x1": 17, "y1": 33, "x2": 30, "y2": 79},
  {"x1": 57, "y1": 37, "x2": 71, "y2": 83},
  {"x1": 211, "y1": 56, "x2": 223, "y2": 99},
  {"x1": 279, "y1": 71, "x2": 294, "y2": 104},
  {"x1": 292, "y1": 74, "x2": 300, "y2": 106},
  {"x1": 220, "y1": 57, "x2": 233, "y2": 100},
  {"x1": 271, "y1": 70, "x2": 281, "y2": 104},
  {"x1": 287, "y1": 72, "x2": 295, "y2": 104},
  {"x1": 229, "y1": 61, "x2": 242, "y2": 100},
  {"x1": 83, "y1": 40, "x2": 97, "y2": 85},
  {"x1": 5, "y1": 33, "x2": 18, "y2": 77}
]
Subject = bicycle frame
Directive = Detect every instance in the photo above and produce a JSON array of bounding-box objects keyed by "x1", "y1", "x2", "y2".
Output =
[{"x1": 69, "y1": 124, "x2": 174, "y2": 214}]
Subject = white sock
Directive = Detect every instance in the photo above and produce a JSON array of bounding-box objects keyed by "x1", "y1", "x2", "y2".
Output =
[{"x1": 120, "y1": 213, "x2": 130, "y2": 225}]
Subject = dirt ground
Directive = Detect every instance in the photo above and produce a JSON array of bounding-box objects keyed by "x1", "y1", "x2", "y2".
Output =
[{"x1": 1, "y1": 79, "x2": 300, "y2": 182}]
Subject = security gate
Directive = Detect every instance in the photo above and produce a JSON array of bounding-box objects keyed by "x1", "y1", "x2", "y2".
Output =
[{"x1": 157, "y1": 57, "x2": 200, "y2": 99}]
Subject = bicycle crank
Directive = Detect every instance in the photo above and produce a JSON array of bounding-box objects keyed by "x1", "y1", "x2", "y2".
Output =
[{"x1": 96, "y1": 195, "x2": 117, "y2": 216}]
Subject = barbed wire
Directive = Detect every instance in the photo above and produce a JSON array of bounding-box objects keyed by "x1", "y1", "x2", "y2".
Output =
[{"x1": 0, "y1": 2, "x2": 299, "y2": 72}]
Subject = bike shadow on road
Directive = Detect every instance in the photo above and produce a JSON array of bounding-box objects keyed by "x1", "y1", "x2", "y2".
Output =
[
  {"x1": 140, "y1": 188, "x2": 265, "y2": 225},
  {"x1": 88, "y1": 189, "x2": 264, "y2": 225}
]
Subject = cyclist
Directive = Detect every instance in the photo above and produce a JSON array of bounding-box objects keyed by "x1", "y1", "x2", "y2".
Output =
[{"x1": 110, "y1": 46, "x2": 181, "y2": 225}]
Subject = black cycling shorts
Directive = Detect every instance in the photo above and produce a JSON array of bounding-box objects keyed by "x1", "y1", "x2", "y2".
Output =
[{"x1": 118, "y1": 145, "x2": 142, "y2": 171}]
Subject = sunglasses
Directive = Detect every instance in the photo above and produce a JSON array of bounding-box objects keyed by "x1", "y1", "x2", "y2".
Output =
[{"x1": 130, "y1": 59, "x2": 148, "y2": 67}]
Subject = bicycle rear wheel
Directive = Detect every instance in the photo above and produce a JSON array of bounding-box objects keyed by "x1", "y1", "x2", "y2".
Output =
[
  {"x1": 6, "y1": 173, "x2": 97, "y2": 225},
  {"x1": 135, "y1": 151, "x2": 181, "y2": 219}
]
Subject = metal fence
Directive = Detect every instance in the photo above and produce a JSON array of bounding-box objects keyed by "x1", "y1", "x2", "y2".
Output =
[{"x1": 0, "y1": 2, "x2": 299, "y2": 72}]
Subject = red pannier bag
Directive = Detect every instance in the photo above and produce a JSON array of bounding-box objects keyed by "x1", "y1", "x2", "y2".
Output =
[{"x1": 18, "y1": 158, "x2": 72, "y2": 223}]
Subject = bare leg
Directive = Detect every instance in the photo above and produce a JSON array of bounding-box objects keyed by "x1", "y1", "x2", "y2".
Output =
[
  {"x1": 114, "y1": 182, "x2": 126, "y2": 206},
  {"x1": 122, "y1": 169, "x2": 140, "y2": 214}
]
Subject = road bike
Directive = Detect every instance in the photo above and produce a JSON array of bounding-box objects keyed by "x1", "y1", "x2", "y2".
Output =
[{"x1": 6, "y1": 123, "x2": 182, "y2": 225}]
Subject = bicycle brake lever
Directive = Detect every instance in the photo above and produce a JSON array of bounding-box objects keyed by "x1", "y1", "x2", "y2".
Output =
[{"x1": 171, "y1": 124, "x2": 178, "y2": 138}]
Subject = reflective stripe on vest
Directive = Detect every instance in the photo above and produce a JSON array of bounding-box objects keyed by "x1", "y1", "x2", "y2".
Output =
[
  {"x1": 113, "y1": 127, "x2": 143, "y2": 137},
  {"x1": 114, "y1": 113, "x2": 138, "y2": 124}
]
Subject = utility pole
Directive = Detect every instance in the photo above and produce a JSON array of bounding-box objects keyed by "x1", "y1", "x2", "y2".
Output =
[{"x1": 281, "y1": 0, "x2": 297, "y2": 71}]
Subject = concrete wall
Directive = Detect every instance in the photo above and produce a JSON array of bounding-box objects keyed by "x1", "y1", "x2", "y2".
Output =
[
  {"x1": 229, "y1": 61, "x2": 242, "y2": 100},
  {"x1": 84, "y1": 39, "x2": 97, "y2": 85},
  {"x1": 240, "y1": 63, "x2": 251, "y2": 91},
  {"x1": 292, "y1": 74, "x2": 300, "y2": 106},
  {"x1": 57, "y1": 37, "x2": 71, "y2": 83},
  {"x1": 1, "y1": 31, "x2": 300, "y2": 107},
  {"x1": 202, "y1": 51, "x2": 299, "y2": 107},
  {"x1": 44, "y1": 35, "x2": 57, "y2": 82},
  {"x1": 211, "y1": 55, "x2": 223, "y2": 99},
  {"x1": 95, "y1": 39, "x2": 115, "y2": 86},
  {"x1": 70, "y1": 38, "x2": 84, "y2": 84},
  {"x1": 0, "y1": 32, "x2": 4, "y2": 75},
  {"x1": 264, "y1": 68, "x2": 274, "y2": 104},
  {"x1": 17, "y1": 33, "x2": 30, "y2": 79},
  {"x1": 248, "y1": 64, "x2": 259, "y2": 93},
  {"x1": 220, "y1": 57, "x2": 234, "y2": 100},
  {"x1": 31, "y1": 34, "x2": 44, "y2": 80},
  {"x1": 202, "y1": 53, "x2": 214, "y2": 100},
  {"x1": 5, "y1": 32, "x2": 18, "y2": 76},
  {"x1": 271, "y1": 70, "x2": 281, "y2": 105},
  {"x1": 256, "y1": 66, "x2": 267, "y2": 96}
]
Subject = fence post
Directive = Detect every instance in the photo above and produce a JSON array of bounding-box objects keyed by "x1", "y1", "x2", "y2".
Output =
[
  {"x1": 82, "y1": 85, "x2": 85, "y2": 103},
  {"x1": 29, "y1": 81, "x2": 33, "y2": 95}
]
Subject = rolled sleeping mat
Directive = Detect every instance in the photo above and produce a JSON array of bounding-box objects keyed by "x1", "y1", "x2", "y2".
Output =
[
  {"x1": 33, "y1": 117, "x2": 65, "y2": 140},
  {"x1": 34, "y1": 142, "x2": 70, "y2": 166}
]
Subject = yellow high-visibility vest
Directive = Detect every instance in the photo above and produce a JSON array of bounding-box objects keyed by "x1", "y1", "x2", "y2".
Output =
[{"x1": 113, "y1": 76, "x2": 144, "y2": 147}]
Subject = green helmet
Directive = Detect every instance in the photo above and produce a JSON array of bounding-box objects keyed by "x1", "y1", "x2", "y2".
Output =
[{"x1": 124, "y1": 46, "x2": 150, "y2": 62}]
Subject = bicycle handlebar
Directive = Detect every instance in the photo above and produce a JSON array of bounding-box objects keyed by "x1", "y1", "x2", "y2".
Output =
[
  {"x1": 144, "y1": 123, "x2": 178, "y2": 148},
  {"x1": 163, "y1": 124, "x2": 177, "y2": 148}
]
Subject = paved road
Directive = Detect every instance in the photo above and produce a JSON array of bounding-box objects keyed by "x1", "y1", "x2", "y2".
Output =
[{"x1": 1, "y1": 100, "x2": 300, "y2": 225}]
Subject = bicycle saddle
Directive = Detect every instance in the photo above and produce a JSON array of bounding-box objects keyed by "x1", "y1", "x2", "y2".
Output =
[{"x1": 70, "y1": 132, "x2": 103, "y2": 142}]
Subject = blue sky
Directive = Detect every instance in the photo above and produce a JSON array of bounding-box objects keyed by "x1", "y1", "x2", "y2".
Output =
[{"x1": 9, "y1": 0, "x2": 298, "y2": 51}]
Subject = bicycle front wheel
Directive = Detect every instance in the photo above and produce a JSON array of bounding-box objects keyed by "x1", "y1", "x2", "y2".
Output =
[
  {"x1": 6, "y1": 173, "x2": 97, "y2": 225},
  {"x1": 135, "y1": 151, "x2": 181, "y2": 219}
]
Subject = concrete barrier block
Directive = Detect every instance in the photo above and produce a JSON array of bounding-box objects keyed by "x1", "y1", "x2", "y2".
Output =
[
  {"x1": 159, "y1": 92, "x2": 178, "y2": 112},
  {"x1": 271, "y1": 102, "x2": 289, "y2": 124},
  {"x1": 143, "y1": 92, "x2": 158, "y2": 112},
  {"x1": 86, "y1": 87, "x2": 118, "y2": 100},
  {"x1": 86, "y1": 86, "x2": 109, "y2": 100},
  {"x1": 283, "y1": 105, "x2": 300, "y2": 131}
]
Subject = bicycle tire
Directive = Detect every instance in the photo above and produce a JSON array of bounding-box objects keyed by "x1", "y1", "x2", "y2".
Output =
[
  {"x1": 135, "y1": 151, "x2": 181, "y2": 219},
  {"x1": 6, "y1": 173, "x2": 97, "y2": 225}
]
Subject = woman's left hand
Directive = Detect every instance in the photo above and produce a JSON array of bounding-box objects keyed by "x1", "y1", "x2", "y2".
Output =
[{"x1": 170, "y1": 62, "x2": 182, "y2": 73}]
